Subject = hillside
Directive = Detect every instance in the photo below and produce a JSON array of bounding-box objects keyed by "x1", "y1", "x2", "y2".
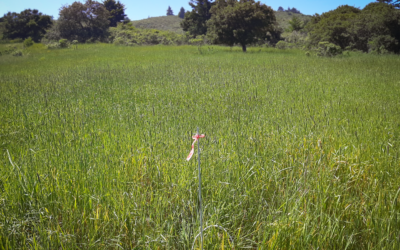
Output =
[
  {"x1": 275, "y1": 11, "x2": 311, "y2": 30},
  {"x1": 131, "y1": 15, "x2": 185, "y2": 34},
  {"x1": 131, "y1": 12, "x2": 312, "y2": 35}
]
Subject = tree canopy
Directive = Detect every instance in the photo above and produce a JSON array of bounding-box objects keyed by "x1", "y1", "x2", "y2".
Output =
[
  {"x1": 167, "y1": 6, "x2": 174, "y2": 16},
  {"x1": 306, "y1": 2, "x2": 400, "y2": 53},
  {"x1": 48, "y1": 0, "x2": 110, "y2": 42},
  {"x1": 103, "y1": 0, "x2": 127, "y2": 27},
  {"x1": 181, "y1": 0, "x2": 214, "y2": 37},
  {"x1": 287, "y1": 16, "x2": 303, "y2": 32},
  {"x1": 207, "y1": 0, "x2": 276, "y2": 52},
  {"x1": 376, "y1": 0, "x2": 400, "y2": 8},
  {"x1": 2, "y1": 9, "x2": 52, "y2": 42},
  {"x1": 178, "y1": 7, "x2": 186, "y2": 19}
]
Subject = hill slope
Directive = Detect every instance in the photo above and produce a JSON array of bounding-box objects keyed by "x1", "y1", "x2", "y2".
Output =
[
  {"x1": 131, "y1": 12, "x2": 312, "y2": 34},
  {"x1": 131, "y1": 16, "x2": 185, "y2": 34}
]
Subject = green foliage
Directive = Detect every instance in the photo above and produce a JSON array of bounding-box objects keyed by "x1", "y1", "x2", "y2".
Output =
[
  {"x1": 103, "y1": 0, "x2": 127, "y2": 27},
  {"x1": 306, "y1": 3, "x2": 400, "y2": 53},
  {"x1": 2, "y1": 9, "x2": 52, "y2": 42},
  {"x1": 178, "y1": 7, "x2": 186, "y2": 19},
  {"x1": 109, "y1": 23, "x2": 186, "y2": 46},
  {"x1": 47, "y1": 0, "x2": 110, "y2": 42},
  {"x1": 45, "y1": 42, "x2": 61, "y2": 49},
  {"x1": 181, "y1": 0, "x2": 214, "y2": 37},
  {"x1": 23, "y1": 37, "x2": 34, "y2": 47},
  {"x1": 353, "y1": 2, "x2": 400, "y2": 53},
  {"x1": 59, "y1": 39, "x2": 69, "y2": 48},
  {"x1": 317, "y1": 41, "x2": 343, "y2": 56},
  {"x1": 275, "y1": 40, "x2": 290, "y2": 49},
  {"x1": 287, "y1": 16, "x2": 303, "y2": 32},
  {"x1": 306, "y1": 5, "x2": 360, "y2": 49},
  {"x1": 207, "y1": 0, "x2": 276, "y2": 52},
  {"x1": 167, "y1": 6, "x2": 174, "y2": 16},
  {"x1": 275, "y1": 11, "x2": 311, "y2": 31},
  {"x1": 11, "y1": 49, "x2": 23, "y2": 56},
  {"x1": 0, "y1": 45, "x2": 17, "y2": 55},
  {"x1": 376, "y1": 0, "x2": 400, "y2": 8}
]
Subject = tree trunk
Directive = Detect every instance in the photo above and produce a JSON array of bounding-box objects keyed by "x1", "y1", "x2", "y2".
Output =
[{"x1": 242, "y1": 44, "x2": 247, "y2": 52}]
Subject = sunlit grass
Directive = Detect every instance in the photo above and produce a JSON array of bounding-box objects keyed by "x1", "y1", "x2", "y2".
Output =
[{"x1": 0, "y1": 44, "x2": 399, "y2": 249}]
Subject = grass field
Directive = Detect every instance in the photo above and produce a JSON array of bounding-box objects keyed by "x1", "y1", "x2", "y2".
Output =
[{"x1": 0, "y1": 44, "x2": 400, "y2": 249}]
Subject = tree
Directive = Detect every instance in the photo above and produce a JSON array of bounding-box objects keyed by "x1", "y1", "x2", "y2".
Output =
[
  {"x1": 181, "y1": 0, "x2": 214, "y2": 37},
  {"x1": 306, "y1": 3, "x2": 400, "y2": 53},
  {"x1": 354, "y1": 2, "x2": 400, "y2": 52},
  {"x1": 305, "y1": 5, "x2": 361, "y2": 49},
  {"x1": 278, "y1": 6, "x2": 284, "y2": 12},
  {"x1": 376, "y1": 0, "x2": 400, "y2": 8},
  {"x1": 167, "y1": 6, "x2": 174, "y2": 16},
  {"x1": 178, "y1": 7, "x2": 186, "y2": 18},
  {"x1": 287, "y1": 16, "x2": 303, "y2": 32},
  {"x1": 103, "y1": 0, "x2": 126, "y2": 27},
  {"x1": 2, "y1": 9, "x2": 52, "y2": 42},
  {"x1": 49, "y1": 0, "x2": 110, "y2": 42},
  {"x1": 207, "y1": 0, "x2": 276, "y2": 52}
]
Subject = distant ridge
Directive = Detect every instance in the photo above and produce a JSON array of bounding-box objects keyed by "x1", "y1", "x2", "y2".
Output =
[
  {"x1": 131, "y1": 16, "x2": 185, "y2": 34},
  {"x1": 131, "y1": 12, "x2": 312, "y2": 34}
]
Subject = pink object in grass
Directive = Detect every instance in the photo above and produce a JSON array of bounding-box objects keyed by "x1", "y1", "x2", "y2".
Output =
[{"x1": 187, "y1": 134, "x2": 205, "y2": 161}]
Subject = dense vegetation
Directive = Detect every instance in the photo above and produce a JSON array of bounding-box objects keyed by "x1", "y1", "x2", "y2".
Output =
[
  {"x1": 1, "y1": 44, "x2": 400, "y2": 249},
  {"x1": 306, "y1": 2, "x2": 400, "y2": 54},
  {"x1": 1, "y1": 9, "x2": 52, "y2": 42},
  {"x1": 207, "y1": 0, "x2": 276, "y2": 51}
]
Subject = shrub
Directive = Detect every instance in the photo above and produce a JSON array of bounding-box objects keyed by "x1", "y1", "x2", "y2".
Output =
[
  {"x1": 59, "y1": 39, "x2": 68, "y2": 48},
  {"x1": 368, "y1": 35, "x2": 396, "y2": 54},
  {"x1": 23, "y1": 37, "x2": 34, "y2": 47},
  {"x1": 46, "y1": 42, "x2": 60, "y2": 49},
  {"x1": 109, "y1": 23, "x2": 186, "y2": 46},
  {"x1": 276, "y1": 41, "x2": 289, "y2": 49},
  {"x1": 9, "y1": 38, "x2": 23, "y2": 43},
  {"x1": 12, "y1": 50, "x2": 23, "y2": 56},
  {"x1": 317, "y1": 41, "x2": 342, "y2": 57},
  {"x1": 189, "y1": 38, "x2": 204, "y2": 46}
]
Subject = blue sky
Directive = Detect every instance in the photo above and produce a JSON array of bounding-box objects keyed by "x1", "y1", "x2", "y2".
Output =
[{"x1": 1, "y1": 0, "x2": 375, "y2": 21}]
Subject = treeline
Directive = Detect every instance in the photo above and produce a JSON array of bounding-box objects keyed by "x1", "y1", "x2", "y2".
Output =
[
  {"x1": 277, "y1": 6, "x2": 301, "y2": 14},
  {"x1": 1, "y1": 0, "x2": 128, "y2": 43},
  {"x1": 276, "y1": 1, "x2": 400, "y2": 55},
  {"x1": 306, "y1": 2, "x2": 400, "y2": 54},
  {"x1": 1, "y1": 0, "x2": 400, "y2": 55},
  {"x1": 181, "y1": 0, "x2": 279, "y2": 51}
]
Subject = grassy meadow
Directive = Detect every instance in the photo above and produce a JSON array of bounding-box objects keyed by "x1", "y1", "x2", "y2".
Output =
[{"x1": 0, "y1": 44, "x2": 400, "y2": 249}]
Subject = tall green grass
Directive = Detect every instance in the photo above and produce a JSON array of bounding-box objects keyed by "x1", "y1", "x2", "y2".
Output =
[{"x1": 1, "y1": 44, "x2": 399, "y2": 249}]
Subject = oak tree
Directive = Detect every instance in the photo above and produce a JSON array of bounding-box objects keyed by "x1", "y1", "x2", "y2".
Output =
[
  {"x1": 207, "y1": 0, "x2": 276, "y2": 52},
  {"x1": 2, "y1": 9, "x2": 52, "y2": 42}
]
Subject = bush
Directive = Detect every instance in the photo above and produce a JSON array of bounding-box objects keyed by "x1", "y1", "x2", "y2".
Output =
[
  {"x1": 189, "y1": 38, "x2": 204, "y2": 46},
  {"x1": 317, "y1": 41, "x2": 342, "y2": 57},
  {"x1": 109, "y1": 23, "x2": 186, "y2": 46},
  {"x1": 368, "y1": 35, "x2": 396, "y2": 54},
  {"x1": 23, "y1": 37, "x2": 34, "y2": 47},
  {"x1": 59, "y1": 39, "x2": 68, "y2": 48},
  {"x1": 9, "y1": 38, "x2": 23, "y2": 43},
  {"x1": 275, "y1": 41, "x2": 295, "y2": 49},
  {"x1": 46, "y1": 42, "x2": 60, "y2": 49},
  {"x1": 12, "y1": 50, "x2": 23, "y2": 56},
  {"x1": 0, "y1": 45, "x2": 17, "y2": 55}
]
